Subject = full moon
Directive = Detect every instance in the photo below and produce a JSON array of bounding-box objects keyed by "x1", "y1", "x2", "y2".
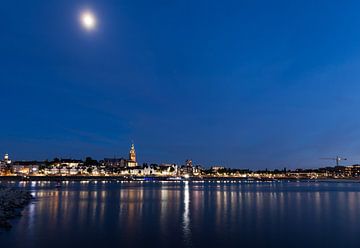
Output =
[{"x1": 80, "y1": 11, "x2": 96, "y2": 30}]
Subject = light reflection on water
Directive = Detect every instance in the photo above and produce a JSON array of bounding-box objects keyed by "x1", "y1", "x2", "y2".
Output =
[
  {"x1": 1, "y1": 181, "x2": 360, "y2": 248},
  {"x1": 182, "y1": 181, "x2": 191, "y2": 245}
]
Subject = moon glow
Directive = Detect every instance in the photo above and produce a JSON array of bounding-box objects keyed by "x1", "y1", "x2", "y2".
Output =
[{"x1": 80, "y1": 11, "x2": 96, "y2": 30}]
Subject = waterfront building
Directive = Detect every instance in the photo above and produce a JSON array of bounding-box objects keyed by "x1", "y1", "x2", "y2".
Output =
[
  {"x1": 120, "y1": 166, "x2": 145, "y2": 176},
  {"x1": 158, "y1": 164, "x2": 178, "y2": 176},
  {"x1": 12, "y1": 161, "x2": 41, "y2": 175},
  {"x1": 91, "y1": 167, "x2": 101, "y2": 176},
  {"x1": 179, "y1": 160, "x2": 203, "y2": 177},
  {"x1": 126, "y1": 160, "x2": 137, "y2": 167},
  {"x1": 60, "y1": 167, "x2": 69, "y2": 175},
  {"x1": 69, "y1": 167, "x2": 80, "y2": 175},
  {"x1": 181, "y1": 159, "x2": 194, "y2": 176},
  {"x1": 143, "y1": 164, "x2": 156, "y2": 175},
  {"x1": 44, "y1": 167, "x2": 60, "y2": 175},
  {"x1": 0, "y1": 154, "x2": 9, "y2": 173},
  {"x1": 102, "y1": 158, "x2": 127, "y2": 168},
  {"x1": 42, "y1": 158, "x2": 84, "y2": 175},
  {"x1": 211, "y1": 166, "x2": 225, "y2": 172},
  {"x1": 117, "y1": 163, "x2": 178, "y2": 177},
  {"x1": 4, "y1": 153, "x2": 11, "y2": 165},
  {"x1": 185, "y1": 159, "x2": 192, "y2": 167},
  {"x1": 56, "y1": 159, "x2": 83, "y2": 168},
  {"x1": 43, "y1": 166, "x2": 82, "y2": 176},
  {"x1": 192, "y1": 165, "x2": 202, "y2": 176},
  {"x1": 0, "y1": 161, "x2": 6, "y2": 174},
  {"x1": 0, "y1": 154, "x2": 12, "y2": 175},
  {"x1": 90, "y1": 167, "x2": 106, "y2": 176}
]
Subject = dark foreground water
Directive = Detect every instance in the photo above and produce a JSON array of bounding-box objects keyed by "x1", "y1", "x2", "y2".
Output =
[{"x1": 1, "y1": 180, "x2": 360, "y2": 248}]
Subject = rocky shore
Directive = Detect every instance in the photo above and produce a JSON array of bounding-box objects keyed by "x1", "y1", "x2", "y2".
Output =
[{"x1": 0, "y1": 186, "x2": 33, "y2": 229}]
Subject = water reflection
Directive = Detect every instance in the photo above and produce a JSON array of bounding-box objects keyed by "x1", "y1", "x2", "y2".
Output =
[
  {"x1": 182, "y1": 181, "x2": 191, "y2": 245},
  {"x1": 3, "y1": 181, "x2": 360, "y2": 248}
]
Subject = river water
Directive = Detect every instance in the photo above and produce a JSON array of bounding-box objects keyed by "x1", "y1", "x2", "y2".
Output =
[{"x1": 1, "y1": 180, "x2": 360, "y2": 248}]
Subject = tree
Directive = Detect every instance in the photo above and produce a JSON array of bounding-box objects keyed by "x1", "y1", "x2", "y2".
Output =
[{"x1": 84, "y1": 157, "x2": 98, "y2": 166}]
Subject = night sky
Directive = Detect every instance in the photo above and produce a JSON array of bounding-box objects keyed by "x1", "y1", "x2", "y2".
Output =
[{"x1": 2, "y1": 0, "x2": 360, "y2": 169}]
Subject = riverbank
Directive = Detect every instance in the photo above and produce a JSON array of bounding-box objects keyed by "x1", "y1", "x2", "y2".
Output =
[
  {"x1": 1, "y1": 175, "x2": 360, "y2": 182},
  {"x1": 0, "y1": 186, "x2": 33, "y2": 229}
]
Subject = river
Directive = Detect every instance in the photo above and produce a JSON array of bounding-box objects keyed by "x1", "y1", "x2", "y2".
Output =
[{"x1": 0, "y1": 180, "x2": 359, "y2": 248}]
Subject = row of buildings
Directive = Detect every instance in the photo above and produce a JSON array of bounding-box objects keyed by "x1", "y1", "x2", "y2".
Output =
[
  {"x1": 3, "y1": 144, "x2": 360, "y2": 179},
  {"x1": 0, "y1": 144, "x2": 202, "y2": 177}
]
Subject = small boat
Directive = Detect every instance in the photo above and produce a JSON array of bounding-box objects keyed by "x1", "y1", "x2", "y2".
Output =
[{"x1": 55, "y1": 181, "x2": 62, "y2": 189}]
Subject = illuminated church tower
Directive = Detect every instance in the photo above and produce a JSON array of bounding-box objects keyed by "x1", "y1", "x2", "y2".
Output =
[
  {"x1": 129, "y1": 143, "x2": 136, "y2": 162},
  {"x1": 127, "y1": 143, "x2": 137, "y2": 167}
]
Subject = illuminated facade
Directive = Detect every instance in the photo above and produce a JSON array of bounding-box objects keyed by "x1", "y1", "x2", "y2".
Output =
[
  {"x1": 211, "y1": 166, "x2": 225, "y2": 172},
  {"x1": 12, "y1": 161, "x2": 40, "y2": 175},
  {"x1": 0, "y1": 154, "x2": 9, "y2": 174},
  {"x1": 0, "y1": 162, "x2": 5, "y2": 173},
  {"x1": 4, "y1": 153, "x2": 11, "y2": 164}
]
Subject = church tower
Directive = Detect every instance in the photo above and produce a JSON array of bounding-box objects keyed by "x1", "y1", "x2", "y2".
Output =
[{"x1": 129, "y1": 143, "x2": 136, "y2": 162}]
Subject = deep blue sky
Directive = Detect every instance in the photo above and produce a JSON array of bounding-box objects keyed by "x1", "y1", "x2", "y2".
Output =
[{"x1": 1, "y1": 0, "x2": 360, "y2": 169}]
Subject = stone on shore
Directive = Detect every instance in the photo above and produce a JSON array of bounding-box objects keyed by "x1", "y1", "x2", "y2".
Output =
[{"x1": 0, "y1": 186, "x2": 33, "y2": 229}]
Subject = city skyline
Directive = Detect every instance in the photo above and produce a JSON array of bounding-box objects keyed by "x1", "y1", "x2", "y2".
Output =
[
  {"x1": 0, "y1": 144, "x2": 354, "y2": 170},
  {"x1": 2, "y1": 1, "x2": 360, "y2": 169}
]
